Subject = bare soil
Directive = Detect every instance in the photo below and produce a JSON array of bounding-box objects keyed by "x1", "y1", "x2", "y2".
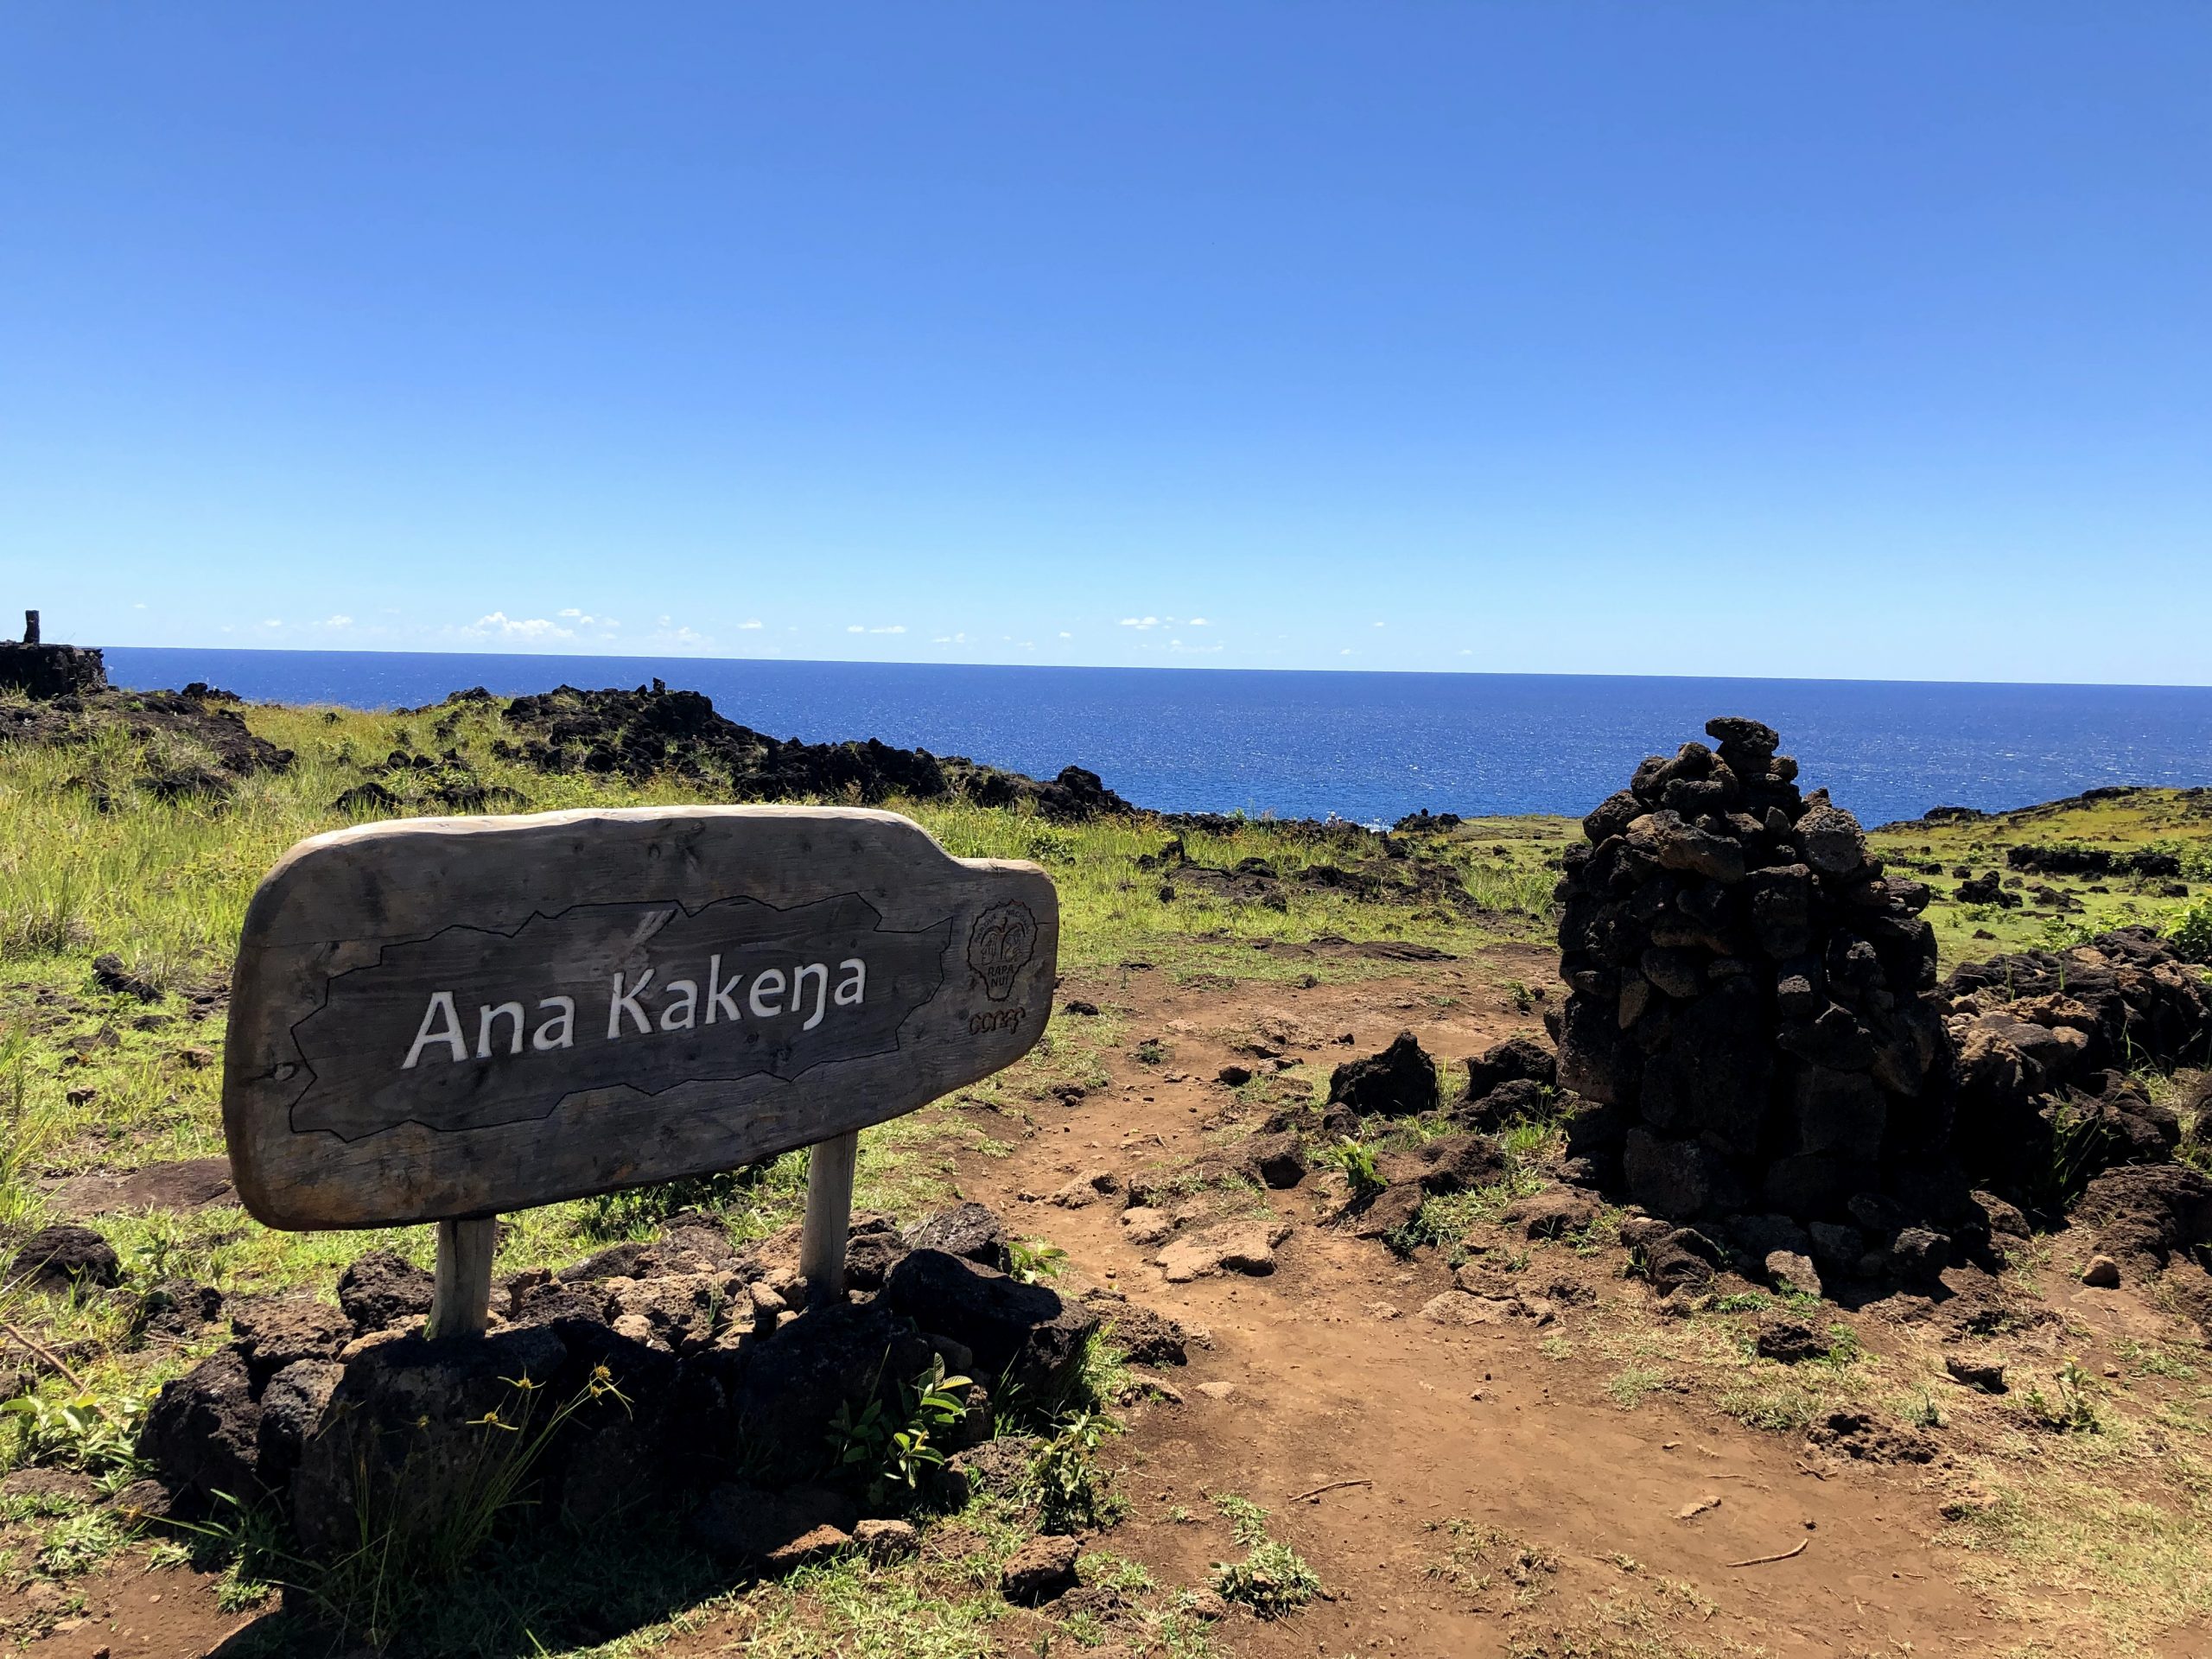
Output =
[{"x1": 894, "y1": 952, "x2": 2005, "y2": 1658}]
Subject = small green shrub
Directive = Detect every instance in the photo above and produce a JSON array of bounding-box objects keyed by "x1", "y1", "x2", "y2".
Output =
[
  {"x1": 1900, "y1": 1388, "x2": 1945, "y2": 1429},
  {"x1": 3, "y1": 1387, "x2": 150, "y2": 1480},
  {"x1": 1021, "y1": 824, "x2": 1079, "y2": 864},
  {"x1": 35, "y1": 1506, "x2": 129, "y2": 1577},
  {"x1": 826, "y1": 1356, "x2": 973, "y2": 1504},
  {"x1": 1212, "y1": 1540, "x2": 1321, "y2": 1618},
  {"x1": 1007, "y1": 1237, "x2": 1067, "y2": 1284},
  {"x1": 1331, "y1": 1137, "x2": 1383, "y2": 1197},
  {"x1": 2169, "y1": 896, "x2": 2212, "y2": 965},
  {"x1": 2025, "y1": 1100, "x2": 2107, "y2": 1217},
  {"x1": 1030, "y1": 1408, "x2": 1123, "y2": 1531}
]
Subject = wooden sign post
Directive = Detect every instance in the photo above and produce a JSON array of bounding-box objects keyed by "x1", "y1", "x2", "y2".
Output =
[{"x1": 223, "y1": 806, "x2": 1057, "y2": 1334}]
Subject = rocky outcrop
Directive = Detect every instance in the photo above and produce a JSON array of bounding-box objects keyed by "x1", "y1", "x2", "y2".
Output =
[
  {"x1": 2005, "y1": 844, "x2": 2183, "y2": 880},
  {"x1": 1942, "y1": 929, "x2": 2212, "y2": 1207},
  {"x1": 7, "y1": 1224, "x2": 122, "y2": 1290},
  {"x1": 476, "y1": 683, "x2": 1136, "y2": 821},
  {"x1": 0, "y1": 681, "x2": 294, "y2": 802}
]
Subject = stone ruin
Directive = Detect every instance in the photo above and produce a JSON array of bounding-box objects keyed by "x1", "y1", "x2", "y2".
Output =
[
  {"x1": 1543, "y1": 716, "x2": 2212, "y2": 1299},
  {"x1": 0, "y1": 609, "x2": 106, "y2": 700},
  {"x1": 1552, "y1": 716, "x2": 1951, "y2": 1227}
]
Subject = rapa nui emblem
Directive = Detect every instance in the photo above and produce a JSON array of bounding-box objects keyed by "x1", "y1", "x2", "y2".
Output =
[{"x1": 967, "y1": 901, "x2": 1038, "y2": 1001}]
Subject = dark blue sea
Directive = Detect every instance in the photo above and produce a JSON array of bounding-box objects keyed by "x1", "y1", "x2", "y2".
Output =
[{"x1": 103, "y1": 649, "x2": 2212, "y2": 830}]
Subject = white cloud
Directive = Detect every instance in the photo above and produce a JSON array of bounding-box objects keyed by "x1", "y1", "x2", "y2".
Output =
[
  {"x1": 1118, "y1": 615, "x2": 1162, "y2": 630},
  {"x1": 324, "y1": 614, "x2": 353, "y2": 628},
  {"x1": 931, "y1": 632, "x2": 970, "y2": 645},
  {"x1": 1372, "y1": 620, "x2": 1386, "y2": 628},
  {"x1": 262, "y1": 619, "x2": 282, "y2": 628},
  {"x1": 1188, "y1": 617, "x2": 1211, "y2": 626},
  {"x1": 847, "y1": 625, "x2": 866, "y2": 634},
  {"x1": 132, "y1": 601, "x2": 147, "y2": 610},
  {"x1": 464, "y1": 611, "x2": 575, "y2": 642},
  {"x1": 738, "y1": 619, "x2": 764, "y2": 630},
  {"x1": 1058, "y1": 631, "x2": 1072, "y2": 639},
  {"x1": 557, "y1": 607, "x2": 585, "y2": 619},
  {"x1": 640, "y1": 618, "x2": 712, "y2": 649},
  {"x1": 849, "y1": 624, "x2": 906, "y2": 634},
  {"x1": 1340, "y1": 647, "x2": 1354, "y2": 656}
]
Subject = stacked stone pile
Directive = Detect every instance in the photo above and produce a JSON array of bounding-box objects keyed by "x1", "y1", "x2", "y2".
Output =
[
  {"x1": 1551, "y1": 717, "x2": 1953, "y2": 1224},
  {"x1": 130, "y1": 1204, "x2": 1176, "y2": 1569}
]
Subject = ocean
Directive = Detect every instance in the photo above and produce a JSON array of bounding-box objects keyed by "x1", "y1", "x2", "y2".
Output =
[{"x1": 103, "y1": 648, "x2": 2212, "y2": 830}]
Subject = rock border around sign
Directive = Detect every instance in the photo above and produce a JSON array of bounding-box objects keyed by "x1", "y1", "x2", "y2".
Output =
[{"x1": 224, "y1": 806, "x2": 1056, "y2": 1230}]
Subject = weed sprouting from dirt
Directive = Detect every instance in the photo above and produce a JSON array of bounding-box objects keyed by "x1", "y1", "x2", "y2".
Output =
[
  {"x1": 1006, "y1": 1236, "x2": 1068, "y2": 1283},
  {"x1": 1206, "y1": 1496, "x2": 1319, "y2": 1619},
  {"x1": 1028, "y1": 1408, "x2": 1125, "y2": 1532},
  {"x1": 2020, "y1": 1359, "x2": 2104, "y2": 1434},
  {"x1": 1422, "y1": 1517, "x2": 1559, "y2": 1608},
  {"x1": 1210, "y1": 1491, "x2": 1272, "y2": 1547},
  {"x1": 1212, "y1": 1540, "x2": 1321, "y2": 1618},
  {"x1": 1329, "y1": 1136, "x2": 1384, "y2": 1198}
]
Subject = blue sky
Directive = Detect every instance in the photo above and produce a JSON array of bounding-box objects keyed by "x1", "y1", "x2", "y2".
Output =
[{"x1": 3, "y1": 3, "x2": 2208, "y2": 683}]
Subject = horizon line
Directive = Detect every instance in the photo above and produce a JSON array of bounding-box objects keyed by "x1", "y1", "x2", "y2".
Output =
[{"x1": 93, "y1": 641, "x2": 2212, "y2": 696}]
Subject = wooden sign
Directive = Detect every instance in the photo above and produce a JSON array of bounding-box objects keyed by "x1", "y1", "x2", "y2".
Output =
[{"x1": 224, "y1": 806, "x2": 1057, "y2": 1231}]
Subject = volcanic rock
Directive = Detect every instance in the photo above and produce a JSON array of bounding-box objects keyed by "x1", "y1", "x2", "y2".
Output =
[
  {"x1": 904, "y1": 1203, "x2": 1014, "y2": 1273},
  {"x1": 877, "y1": 1249, "x2": 1099, "y2": 1398},
  {"x1": 336, "y1": 1250, "x2": 435, "y2": 1333},
  {"x1": 9, "y1": 1224, "x2": 121, "y2": 1290},
  {"x1": 1328, "y1": 1030, "x2": 1440, "y2": 1117},
  {"x1": 1463, "y1": 1035, "x2": 1556, "y2": 1100}
]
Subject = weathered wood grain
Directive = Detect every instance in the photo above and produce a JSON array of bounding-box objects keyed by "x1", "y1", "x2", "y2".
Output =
[
  {"x1": 798, "y1": 1128, "x2": 861, "y2": 1306},
  {"x1": 224, "y1": 807, "x2": 1057, "y2": 1229},
  {"x1": 425, "y1": 1217, "x2": 497, "y2": 1338}
]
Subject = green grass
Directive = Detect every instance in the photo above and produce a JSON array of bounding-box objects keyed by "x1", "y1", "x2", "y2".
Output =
[
  {"x1": 1865, "y1": 787, "x2": 2212, "y2": 964},
  {"x1": 4, "y1": 690, "x2": 1471, "y2": 1654}
]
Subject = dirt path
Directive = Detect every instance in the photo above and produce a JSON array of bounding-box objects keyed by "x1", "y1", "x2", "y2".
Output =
[{"x1": 950, "y1": 956, "x2": 2011, "y2": 1658}]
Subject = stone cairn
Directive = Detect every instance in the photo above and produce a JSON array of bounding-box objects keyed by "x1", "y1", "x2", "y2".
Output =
[
  {"x1": 0, "y1": 609, "x2": 106, "y2": 699},
  {"x1": 1552, "y1": 717, "x2": 1954, "y2": 1228}
]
